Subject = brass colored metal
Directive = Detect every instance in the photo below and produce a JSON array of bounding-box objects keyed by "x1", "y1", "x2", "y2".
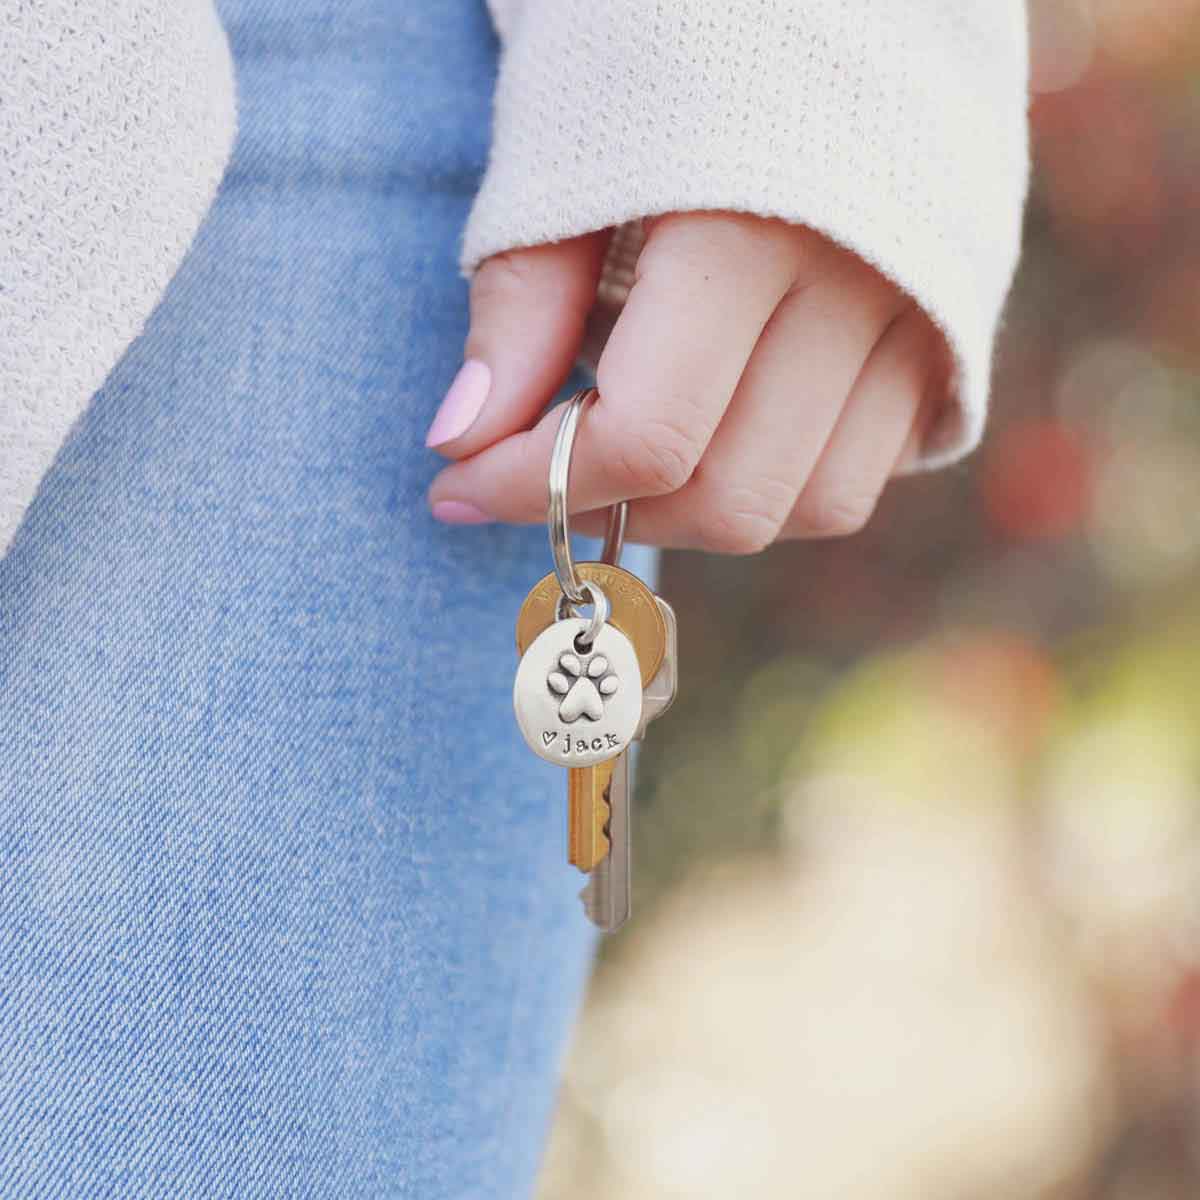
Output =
[
  {"x1": 516, "y1": 563, "x2": 666, "y2": 688},
  {"x1": 567, "y1": 758, "x2": 615, "y2": 871}
]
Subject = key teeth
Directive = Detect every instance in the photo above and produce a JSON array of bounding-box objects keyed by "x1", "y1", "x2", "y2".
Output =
[
  {"x1": 567, "y1": 759, "x2": 615, "y2": 873},
  {"x1": 579, "y1": 882, "x2": 628, "y2": 934},
  {"x1": 578, "y1": 878, "x2": 602, "y2": 924},
  {"x1": 579, "y1": 860, "x2": 611, "y2": 926}
]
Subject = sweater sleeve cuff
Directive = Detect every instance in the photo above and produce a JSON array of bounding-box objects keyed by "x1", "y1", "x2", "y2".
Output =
[{"x1": 463, "y1": 0, "x2": 1030, "y2": 468}]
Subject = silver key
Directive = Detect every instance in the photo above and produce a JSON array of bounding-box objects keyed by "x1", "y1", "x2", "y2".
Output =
[{"x1": 581, "y1": 596, "x2": 678, "y2": 932}]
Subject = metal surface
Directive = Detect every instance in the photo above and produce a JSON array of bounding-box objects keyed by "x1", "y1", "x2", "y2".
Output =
[
  {"x1": 564, "y1": 572, "x2": 667, "y2": 881},
  {"x1": 515, "y1": 563, "x2": 666, "y2": 687},
  {"x1": 548, "y1": 389, "x2": 627, "y2": 605},
  {"x1": 636, "y1": 595, "x2": 679, "y2": 735},
  {"x1": 580, "y1": 750, "x2": 629, "y2": 932},
  {"x1": 554, "y1": 582, "x2": 609, "y2": 649},
  {"x1": 517, "y1": 566, "x2": 665, "y2": 879},
  {"x1": 567, "y1": 758, "x2": 614, "y2": 872},
  {"x1": 580, "y1": 595, "x2": 679, "y2": 932},
  {"x1": 514, "y1": 393, "x2": 678, "y2": 932},
  {"x1": 512, "y1": 617, "x2": 641, "y2": 767},
  {"x1": 599, "y1": 496, "x2": 627, "y2": 570}
]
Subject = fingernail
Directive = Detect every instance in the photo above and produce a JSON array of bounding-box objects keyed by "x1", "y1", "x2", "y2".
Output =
[
  {"x1": 431, "y1": 499, "x2": 493, "y2": 525},
  {"x1": 425, "y1": 360, "x2": 491, "y2": 448}
]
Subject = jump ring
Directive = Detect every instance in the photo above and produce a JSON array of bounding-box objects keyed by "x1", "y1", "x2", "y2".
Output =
[
  {"x1": 555, "y1": 582, "x2": 611, "y2": 647},
  {"x1": 548, "y1": 388, "x2": 627, "y2": 604}
]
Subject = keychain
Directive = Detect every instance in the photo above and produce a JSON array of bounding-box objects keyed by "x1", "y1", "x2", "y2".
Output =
[{"x1": 513, "y1": 388, "x2": 677, "y2": 932}]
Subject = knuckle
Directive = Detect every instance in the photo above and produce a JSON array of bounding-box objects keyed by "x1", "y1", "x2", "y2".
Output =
[
  {"x1": 794, "y1": 488, "x2": 878, "y2": 538},
  {"x1": 601, "y1": 416, "x2": 703, "y2": 497},
  {"x1": 695, "y1": 509, "x2": 776, "y2": 556},
  {"x1": 470, "y1": 250, "x2": 537, "y2": 308},
  {"x1": 694, "y1": 477, "x2": 794, "y2": 555}
]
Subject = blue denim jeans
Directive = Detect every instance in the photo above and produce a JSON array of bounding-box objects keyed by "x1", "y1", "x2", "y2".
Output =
[{"x1": 0, "y1": 2, "x2": 653, "y2": 1194}]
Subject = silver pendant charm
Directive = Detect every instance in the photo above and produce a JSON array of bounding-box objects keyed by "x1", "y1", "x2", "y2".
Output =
[{"x1": 513, "y1": 616, "x2": 642, "y2": 767}]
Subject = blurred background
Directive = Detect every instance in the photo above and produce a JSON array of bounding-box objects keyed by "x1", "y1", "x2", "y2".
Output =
[{"x1": 538, "y1": 3, "x2": 1200, "y2": 1197}]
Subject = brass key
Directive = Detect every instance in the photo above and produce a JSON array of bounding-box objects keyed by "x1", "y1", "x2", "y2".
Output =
[
  {"x1": 515, "y1": 562, "x2": 666, "y2": 872},
  {"x1": 567, "y1": 759, "x2": 615, "y2": 871}
]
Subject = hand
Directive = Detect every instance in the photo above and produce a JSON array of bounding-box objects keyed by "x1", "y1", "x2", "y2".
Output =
[{"x1": 426, "y1": 211, "x2": 950, "y2": 552}]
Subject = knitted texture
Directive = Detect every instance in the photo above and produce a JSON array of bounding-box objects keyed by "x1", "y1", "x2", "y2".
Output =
[
  {"x1": 466, "y1": 0, "x2": 1031, "y2": 468},
  {"x1": 0, "y1": 2, "x2": 236, "y2": 556},
  {"x1": 2, "y1": 3, "x2": 1027, "y2": 562}
]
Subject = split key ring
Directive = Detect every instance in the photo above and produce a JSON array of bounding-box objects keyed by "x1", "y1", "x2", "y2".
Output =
[{"x1": 548, "y1": 388, "x2": 627, "y2": 612}]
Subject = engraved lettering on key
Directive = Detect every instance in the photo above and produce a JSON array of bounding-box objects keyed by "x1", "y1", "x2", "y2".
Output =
[{"x1": 516, "y1": 564, "x2": 665, "y2": 688}]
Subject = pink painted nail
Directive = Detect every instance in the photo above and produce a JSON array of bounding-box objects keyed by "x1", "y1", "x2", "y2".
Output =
[
  {"x1": 431, "y1": 499, "x2": 493, "y2": 525},
  {"x1": 425, "y1": 360, "x2": 491, "y2": 448}
]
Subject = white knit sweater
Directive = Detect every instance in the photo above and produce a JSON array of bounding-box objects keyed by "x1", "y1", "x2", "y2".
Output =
[
  {"x1": 1, "y1": 2, "x2": 236, "y2": 559},
  {"x1": 0, "y1": 1, "x2": 1029, "y2": 559},
  {"x1": 467, "y1": 0, "x2": 1030, "y2": 470}
]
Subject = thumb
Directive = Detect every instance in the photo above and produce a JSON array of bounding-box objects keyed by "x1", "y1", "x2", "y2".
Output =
[{"x1": 425, "y1": 231, "x2": 612, "y2": 458}]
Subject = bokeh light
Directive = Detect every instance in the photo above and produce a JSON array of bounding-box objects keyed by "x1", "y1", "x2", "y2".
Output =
[{"x1": 539, "y1": 4, "x2": 1200, "y2": 1196}]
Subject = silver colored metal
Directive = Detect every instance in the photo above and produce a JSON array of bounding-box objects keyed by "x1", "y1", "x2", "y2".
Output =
[
  {"x1": 553, "y1": 581, "x2": 610, "y2": 648},
  {"x1": 549, "y1": 389, "x2": 627, "y2": 604},
  {"x1": 599, "y1": 498, "x2": 627, "y2": 569},
  {"x1": 579, "y1": 750, "x2": 628, "y2": 932},
  {"x1": 636, "y1": 595, "x2": 679, "y2": 736},
  {"x1": 513, "y1": 617, "x2": 642, "y2": 767},
  {"x1": 580, "y1": 594, "x2": 679, "y2": 932}
]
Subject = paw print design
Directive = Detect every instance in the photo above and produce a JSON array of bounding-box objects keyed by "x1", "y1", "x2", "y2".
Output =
[{"x1": 547, "y1": 650, "x2": 620, "y2": 723}]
